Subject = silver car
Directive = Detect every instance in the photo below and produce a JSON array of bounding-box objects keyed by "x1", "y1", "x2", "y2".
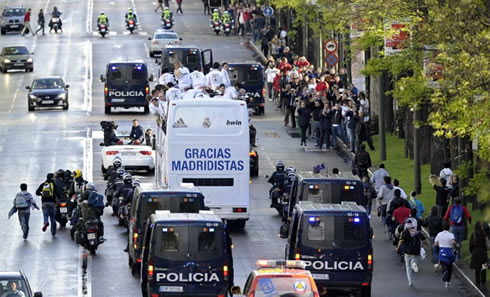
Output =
[
  {"x1": 148, "y1": 29, "x2": 182, "y2": 57},
  {"x1": 0, "y1": 6, "x2": 26, "y2": 35},
  {"x1": 0, "y1": 46, "x2": 34, "y2": 73}
]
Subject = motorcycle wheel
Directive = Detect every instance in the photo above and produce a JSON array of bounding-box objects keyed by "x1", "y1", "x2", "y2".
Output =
[
  {"x1": 225, "y1": 32, "x2": 230, "y2": 36},
  {"x1": 60, "y1": 218, "x2": 67, "y2": 228},
  {"x1": 54, "y1": 27, "x2": 58, "y2": 33},
  {"x1": 215, "y1": 31, "x2": 219, "y2": 35},
  {"x1": 89, "y1": 246, "x2": 97, "y2": 255}
]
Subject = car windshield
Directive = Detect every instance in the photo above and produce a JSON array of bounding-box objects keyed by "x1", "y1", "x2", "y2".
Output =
[
  {"x1": 155, "y1": 33, "x2": 178, "y2": 40},
  {"x1": 2, "y1": 8, "x2": 25, "y2": 17},
  {"x1": 3, "y1": 47, "x2": 29, "y2": 55},
  {"x1": 107, "y1": 64, "x2": 148, "y2": 87},
  {"x1": 0, "y1": 279, "x2": 29, "y2": 296},
  {"x1": 254, "y1": 277, "x2": 314, "y2": 297},
  {"x1": 153, "y1": 225, "x2": 224, "y2": 261},
  {"x1": 165, "y1": 50, "x2": 201, "y2": 72},
  {"x1": 32, "y1": 78, "x2": 64, "y2": 89},
  {"x1": 138, "y1": 193, "x2": 203, "y2": 222},
  {"x1": 300, "y1": 181, "x2": 362, "y2": 204},
  {"x1": 229, "y1": 66, "x2": 263, "y2": 86},
  {"x1": 300, "y1": 215, "x2": 368, "y2": 249}
]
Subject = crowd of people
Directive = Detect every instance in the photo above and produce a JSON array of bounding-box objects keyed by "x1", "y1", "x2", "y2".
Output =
[{"x1": 367, "y1": 162, "x2": 488, "y2": 289}]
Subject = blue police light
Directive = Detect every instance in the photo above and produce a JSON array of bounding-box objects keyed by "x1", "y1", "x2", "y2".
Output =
[
  {"x1": 209, "y1": 228, "x2": 215, "y2": 232},
  {"x1": 136, "y1": 66, "x2": 142, "y2": 70},
  {"x1": 309, "y1": 217, "x2": 316, "y2": 222},
  {"x1": 353, "y1": 217, "x2": 360, "y2": 223},
  {"x1": 111, "y1": 66, "x2": 117, "y2": 70},
  {"x1": 162, "y1": 227, "x2": 168, "y2": 232}
]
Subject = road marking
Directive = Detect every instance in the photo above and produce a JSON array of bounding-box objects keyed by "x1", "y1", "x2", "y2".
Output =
[
  {"x1": 78, "y1": 247, "x2": 92, "y2": 297},
  {"x1": 8, "y1": 78, "x2": 23, "y2": 113},
  {"x1": 84, "y1": 128, "x2": 94, "y2": 182},
  {"x1": 83, "y1": 42, "x2": 93, "y2": 112},
  {"x1": 144, "y1": 42, "x2": 150, "y2": 58},
  {"x1": 86, "y1": 0, "x2": 93, "y2": 33},
  {"x1": 92, "y1": 31, "x2": 117, "y2": 36},
  {"x1": 139, "y1": 31, "x2": 148, "y2": 36}
]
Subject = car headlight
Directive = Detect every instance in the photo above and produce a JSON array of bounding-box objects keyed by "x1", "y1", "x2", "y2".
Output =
[
  {"x1": 4, "y1": 59, "x2": 11, "y2": 63},
  {"x1": 29, "y1": 94, "x2": 38, "y2": 100},
  {"x1": 27, "y1": 57, "x2": 33, "y2": 63},
  {"x1": 56, "y1": 93, "x2": 67, "y2": 99}
]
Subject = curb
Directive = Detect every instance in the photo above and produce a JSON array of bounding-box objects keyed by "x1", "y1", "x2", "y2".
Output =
[
  {"x1": 336, "y1": 137, "x2": 486, "y2": 297},
  {"x1": 248, "y1": 40, "x2": 267, "y2": 63}
]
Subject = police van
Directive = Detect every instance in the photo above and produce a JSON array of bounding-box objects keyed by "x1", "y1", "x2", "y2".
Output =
[
  {"x1": 128, "y1": 183, "x2": 206, "y2": 276},
  {"x1": 228, "y1": 62, "x2": 265, "y2": 115},
  {"x1": 283, "y1": 172, "x2": 363, "y2": 222},
  {"x1": 156, "y1": 99, "x2": 250, "y2": 229},
  {"x1": 140, "y1": 210, "x2": 234, "y2": 297},
  {"x1": 159, "y1": 45, "x2": 213, "y2": 75},
  {"x1": 100, "y1": 61, "x2": 154, "y2": 114},
  {"x1": 285, "y1": 201, "x2": 373, "y2": 297}
]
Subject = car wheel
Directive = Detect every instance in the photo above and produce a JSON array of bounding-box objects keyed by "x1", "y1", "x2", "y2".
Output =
[
  {"x1": 104, "y1": 105, "x2": 111, "y2": 114},
  {"x1": 0, "y1": 28, "x2": 5, "y2": 35},
  {"x1": 2, "y1": 67, "x2": 7, "y2": 73},
  {"x1": 149, "y1": 51, "x2": 154, "y2": 58},
  {"x1": 63, "y1": 101, "x2": 69, "y2": 110},
  {"x1": 148, "y1": 168, "x2": 155, "y2": 175},
  {"x1": 28, "y1": 103, "x2": 34, "y2": 112}
]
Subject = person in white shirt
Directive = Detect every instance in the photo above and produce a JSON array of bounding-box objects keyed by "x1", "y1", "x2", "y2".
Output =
[
  {"x1": 439, "y1": 161, "x2": 453, "y2": 189},
  {"x1": 220, "y1": 62, "x2": 231, "y2": 88},
  {"x1": 165, "y1": 83, "x2": 182, "y2": 101},
  {"x1": 224, "y1": 83, "x2": 240, "y2": 100},
  {"x1": 173, "y1": 61, "x2": 191, "y2": 91},
  {"x1": 206, "y1": 62, "x2": 224, "y2": 89},
  {"x1": 435, "y1": 222, "x2": 457, "y2": 287},
  {"x1": 265, "y1": 63, "x2": 279, "y2": 101},
  {"x1": 190, "y1": 69, "x2": 207, "y2": 89},
  {"x1": 158, "y1": 68, "x2": 176, "y2": 86},
  {"x1": 393, "y1": 179, "x2": 407, "y2": 199}
]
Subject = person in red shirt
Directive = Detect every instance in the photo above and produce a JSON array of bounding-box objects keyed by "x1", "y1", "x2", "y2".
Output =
[
  {"x1": 315, "y1": 75, "x2": 329, "y2": 97},
  {"x1": 392, "y1": 200, "x2": 411, "y2": 225},
  {"x1": 278, "y1": 58, "x2": 292, "y2": 74},
  {"x1": 294, "y1": 56, "x2": 310, "y2": 68},
  {"x1": 444, "y1": 198, "x2": 471, "y2": 259},
  {"x1": 21, "y1": 8, "x2": 35, "y2": 36}
]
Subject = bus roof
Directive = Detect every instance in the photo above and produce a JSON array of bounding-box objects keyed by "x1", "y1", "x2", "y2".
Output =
[
  {"x1": 137, "y1": 182, "x2": 201, "y2": 193},
  {"x1": 298, "y1": 171, "x2": 361, "y2": 182},
  {"x1": 170, "y1": 98, "x2": 247, "y2": 108},
  {"x1": 151, "y1": 210, "x2": 222, "y2": 224},
  {"x1": 297, "y1": 201, "x2": 366, "y2": 214}
]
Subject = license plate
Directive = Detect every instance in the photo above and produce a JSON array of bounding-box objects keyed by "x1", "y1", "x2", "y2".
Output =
[
  {"x1": 14, "y1": 63, "x2": 24, "y2": 66},
  {"x1": 112, "y1": 98, "x2": 124, "y2": 102},
  {"x1": 101, "y1": 29, "x2": 106, "y2": 32},
  {"x1": 42, "y1": 100, "x2": 54, "y2": 104},
  {"x1": 10, "y1": 25, "x2": 19, "y2": 28},
  {"x1": 159, "y1": 286, "x2": 183, "y2": 292},
  {"x1": 312, "y1": 273, "x2": 329, "y2": 280},
  {"x1": 122, "y1": 152, "x2": 136, "y2": 156},
  {"x1": 60, "y1": 207, "x2": 68, "y2": 213},
  {"x1": 87, "y1": 233, "x2": 96, "y2": 240}
]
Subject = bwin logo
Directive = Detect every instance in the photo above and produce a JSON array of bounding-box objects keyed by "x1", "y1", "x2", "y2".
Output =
[
  {"x1": 173, "y1": 118, "x2": 187, "y2": 128},
  {"x1": 108, "y1": 90, "x2": 144, "y2": 97},
  {"x1": 226, "y1": 120, "x2": 242, "y2": 126}
]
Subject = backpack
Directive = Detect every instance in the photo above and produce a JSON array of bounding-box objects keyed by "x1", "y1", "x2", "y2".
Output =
[
  {"x1": 14, "y1": 193, "x2": 29, "y2": 209},
  {"x1": 357, "y1": 151, "x2": 370, "y2": 168},
  {"x1": 41, "y1": 182, "x2": 54, "y2": 199},
  {"x1": 87, "y1": 191, "x2": 105, "y2": 209},
  {"x1": 450, "y1": 205, "x2": 464, "y2": 225}
]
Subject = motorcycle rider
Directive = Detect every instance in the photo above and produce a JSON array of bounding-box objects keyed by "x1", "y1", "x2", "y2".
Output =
[
  {"x1": 162, "y1": 6, "x2": 173, "y2": 22},
  {"x1": 97, "y1": 11, "x2": 109, "y2": 30},
  {"x1": 211, "y1": 8, "x2": 221, "y2": 24},
  {"x1": 106, "y1": 168, "x2": 126, "y2": 208},
  {"x1": 222, "y1": 10, "x2": 232, "y2": 27},
  {"x1": 267, "y1": 161, "x2": 286, "y2": 208},
  {"x1": 104, "y1": 157, "x2": 122, "y2": 182},
  {"x1": 49, "y1": 6, "x2": 62, "y2": 32},
  {"x1": 125, "y1": 8, "x2": 137, "y2": 27},
  {"x1": 115, "y1": 173, "x2": 134, "y2": 207},
  {"x1": 80, "y1": 183, "x2": 105, "y2": 242}
]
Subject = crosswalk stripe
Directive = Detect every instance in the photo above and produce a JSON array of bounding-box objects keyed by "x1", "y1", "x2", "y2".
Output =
[{"x1": 91, "y1": 31, "x2": 148, "y2": 36}]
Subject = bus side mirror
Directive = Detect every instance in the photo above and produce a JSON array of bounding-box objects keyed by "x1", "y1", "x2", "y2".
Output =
[
  {"x1": 230, "y1": 286, "x2": 242, "y2": 295},
  {"x1": 100, "y1": 75, "x2": 106, "y2": 82},
  {"x1": 149, "y1": 74, "x2": 154, "y2": 82},
  {"x1": 279, "y1": 223, "x2": 289, "y2": 238}
]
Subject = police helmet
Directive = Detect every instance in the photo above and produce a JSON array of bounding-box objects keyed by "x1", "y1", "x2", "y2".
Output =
[
  {"x1": 165, "y1": 6, "x2": 169, "y2": 10},
  {"x1": 73, "y1": 169, "x2": 82, "y2": 179},
  {"x1": 64, "y1": 170, "x2": 72, "y2": 179},
  {"x1": 113, "y1": 158, "x2": 122, "y2": 167},
  {"x1": 213, "y1": 8, "x2": 219, "y2": 12},
  {"x1": 224, "y1": 11, "x2": 230, "y2": 15},
  {"x1": 55, "y1": 169, "x2": 64, "y2": 178},
  {"x1": 100, "y1": 11, "x2": 105, "y2": 15},
  {"x1": 85, "y1": 182, "x2": 96, "y2": 191},
  {"x1": 54, "y1": 6, "x2": 58, "y2": 10},
  {"x1": 123, "y1": 173, "x2": 132, "y2": 183},
  {"x1": 286, "y1": 167, "x2": 296, "y2": 173},
  {"x1": 116, "y1": 168, "x2": 126, "y2": 176},
  {"x1": 276, "y1": 161, "x2": 285, "y2": 171}
]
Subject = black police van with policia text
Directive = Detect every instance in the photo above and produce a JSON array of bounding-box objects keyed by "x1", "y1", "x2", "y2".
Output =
[
  {"x1": 228, "y1": 62, "x2": 265, "y2": 115},
  {"x1": 284, "y1": 201, "x2": 373, "y2": 297},
  {"x1": 100, "y1": 61, "x2": 154, "y2": 114},
  {"x1": 283, "y1": 172, "x2": 363, "y2": 222},
  {"x1": 141, "y1": 211, "x2": 234, "y2": 297},
  {"x1": 159, "y1": 45, "x2": 213, "y2": 75},
  {"x1": 128, "y1": 183, "x2": 206, "y2": 276}
]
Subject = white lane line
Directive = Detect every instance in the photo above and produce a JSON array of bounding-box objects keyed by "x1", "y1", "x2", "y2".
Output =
[
  {"x1": 130, "y1": 0, "x2": 142, "y2": 28},
  {"x1": 143, "y1": 42, "x2": 150, "y2": 58},
  {"x1": 83, "y1": 41, "x2": 93, "y2": 112},
  {"x1": 86, "y1": 0, "x2": 94, "y2": 33},
  {"x1": 84, "y1": 128, "x2": 94, "y2": 182},
  {"x1": 8, "y1": 78, "x2": 23, "y2": 113}
]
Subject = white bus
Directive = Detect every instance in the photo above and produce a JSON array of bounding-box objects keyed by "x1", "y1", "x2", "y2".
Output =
[{"x1": 156, "y1": 99, "x2": 250, "y2": 228}]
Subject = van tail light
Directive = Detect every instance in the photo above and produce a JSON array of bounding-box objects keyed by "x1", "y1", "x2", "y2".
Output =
[
  {"x1": 104, "y1": 86, "x2": 108, "y2": 95},
  {"x1": 295, "y1": 248, "x2": 300, "y2": 260},
  {"x1": 233, "y1": 208, "x2": 247, "y2": 213},
  {"x1": 148, "y1": 260, "x2": 154, "y2": 278},
  {"x1": 368, "y1": 250, "x2": 373, "y2": 270},
  {"x1": 259, "y1": 103, "x2": 265, "y2": 107},
  {"x1": 218, "y1": 295, "x2": 225, "y2": 297},
  {"x1": 140, "y1": 151, "x2": 152, "y2": 155},
  {"x1": 151, "y1": 294, "x2": 158, "y2": 297},
  {"x1": 262, "y1": 88, "x2": 265, "y2": 96},
  {"x1": 133, "y1": 227, "x2": 139, "y2": 243},
  {"x1": 362, "y1": 282, "x2": 370, "y2": 286},
  {"x1": 223, "y1": 265, "x2": 228, "y2": 278},
  {"x1": 249, "y1": 151, "x2": 257, "y2": 157},
  {"x1": 106, "y1": 151, "x2": 119, "y2": 155},
  {"x1": 88, "y1": 229, "x2": 95, "y2": 233},
  {"x1": 146, "y1": 86, "x2": 150, "y2": 94}
]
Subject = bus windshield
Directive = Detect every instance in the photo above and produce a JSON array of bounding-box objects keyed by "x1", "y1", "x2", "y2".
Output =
[
  {"x1": 229, "y1": 66, "x2": 263, "y2": 86},
  {"x1": 300, "y1": 216, "x2": 368, "y2": 249},
  {"x1": 300, "y1": 182, "x2": 362, "y2": 204},
  {"x1": 165, "y1": 50, "x2": 201, "y2": 72},
  {"x1": 153, "y1": 225, "x2": 224, "y2": 261}
]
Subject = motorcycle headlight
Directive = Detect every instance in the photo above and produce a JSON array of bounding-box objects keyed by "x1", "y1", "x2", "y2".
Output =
[
  {"x1": 56, "y1": 93, "x2": 67, "y2": 99},
  {"x1": 29, "y1": 94, "x2": 38, "y2": 100},
  {"x1": 4, "y1": 58, "x2": 11, "y2": 63},
  {"x1": 27, "y1": 57, "x2": 33, "y2": 63}
]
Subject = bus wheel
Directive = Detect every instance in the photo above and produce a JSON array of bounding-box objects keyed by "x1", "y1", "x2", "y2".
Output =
[
  {"x1": 104, "y1": 106, "x2": 111, "y2": 114},
  {"x1": 360, "y1": 286, "x2": 371, "y2": 297}
]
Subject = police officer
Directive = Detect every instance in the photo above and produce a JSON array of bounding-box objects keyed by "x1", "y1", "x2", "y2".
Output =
[
  {"x1": 115, "y1": 174, "x2": 134, "y2": 207},
  {"x1": 81, "y1": 183, "x2": 105, "y2": 242},
  {"x1": 222, "y1": 10, "x2": 232, "y2": 25},
  {"x1": 162, "y1": 6, "x2": 173, "y2": 21},
  {"x1": 268, "y1": 162, "x2": 286, "y2": 208},
  {"x1": 211, "y1": 8, "x2": 221, "y2": 23},
  {"x1": 97, "y1": 11, "x2": 109, "y2": 29},
  {"x1": 104, "y1": 157, "x2": 122, "y2": 182},
  {"x1": 129, "y1": 119, "x2": 144, "y2": 144},
  {"x1": 106, "y1": 167, "x2": 126, "y2": 207}
]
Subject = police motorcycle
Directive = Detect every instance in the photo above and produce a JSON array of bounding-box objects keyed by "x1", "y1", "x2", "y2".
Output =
[
  {"x1": 267, "y1": 162, "x2": 287, "y2": 215},
  {"x1": 221, "y1": 11, "x2": 234, "y2": 36},
  {"x1": 105, "y1": 168, "x2": 126, "y2": 215},
  {"x1": 73, "y1": 183, "x2": 105, "y2": 255},
  {"x1": 113, "y1": 173, "x2": 134, "y2": 227},
  {"x1": 97, "y1": 12, "x2": 109, "y2": 38},
  {"x1": 49, "y1": 7, "x2": 62, "y2": 33},
  {"x1": 210, "y1": 9, "x2": 221, "y2": 35},
  {"x1": 126, "y1": 9, "x2": 137, "y2": 34},
  {"x1": 54, "y1": 169, "x2": 70, "y2": 228},
  {"x1": 161, "y1": 8, "x2": 174, "y2": 30}
]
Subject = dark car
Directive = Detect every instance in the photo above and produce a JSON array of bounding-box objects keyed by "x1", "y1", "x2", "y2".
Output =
[
  {"x1": 26, "y1": 77, "x2": 70, "y2": 111},
  {"x1": 0, "y1": 6, "x2": 26, "y2": 35},
  {"x1": 0, "y1": 46, "x2": 34, "y2": 73},
  {"x1": 0, "y1": 271, "x2": 42, "y2": 297}
]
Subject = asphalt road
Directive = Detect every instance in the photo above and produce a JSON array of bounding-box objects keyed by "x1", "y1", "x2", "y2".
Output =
[{"x1": 0, "y1": 0, "x2": 479, "y2": 297}]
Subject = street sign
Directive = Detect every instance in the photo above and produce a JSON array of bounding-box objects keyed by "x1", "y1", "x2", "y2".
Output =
[
  {"x1": 325, "y1": 53, "x2": 338, "y2": 66},
  {"x1": 263, "y1": 7, "x2": 274, "y2": 17},
  {"x1": 324, "y1": 40, "x2": 337, "y2": 53}
]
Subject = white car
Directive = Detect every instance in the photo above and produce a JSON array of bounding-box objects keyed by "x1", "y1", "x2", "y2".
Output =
[
  {"x1": 101, "y1": 138, "x2": 155, "y2": 174},
  {"x1": 148, "y1": 29, "x2": 181, "y2": 57}
]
